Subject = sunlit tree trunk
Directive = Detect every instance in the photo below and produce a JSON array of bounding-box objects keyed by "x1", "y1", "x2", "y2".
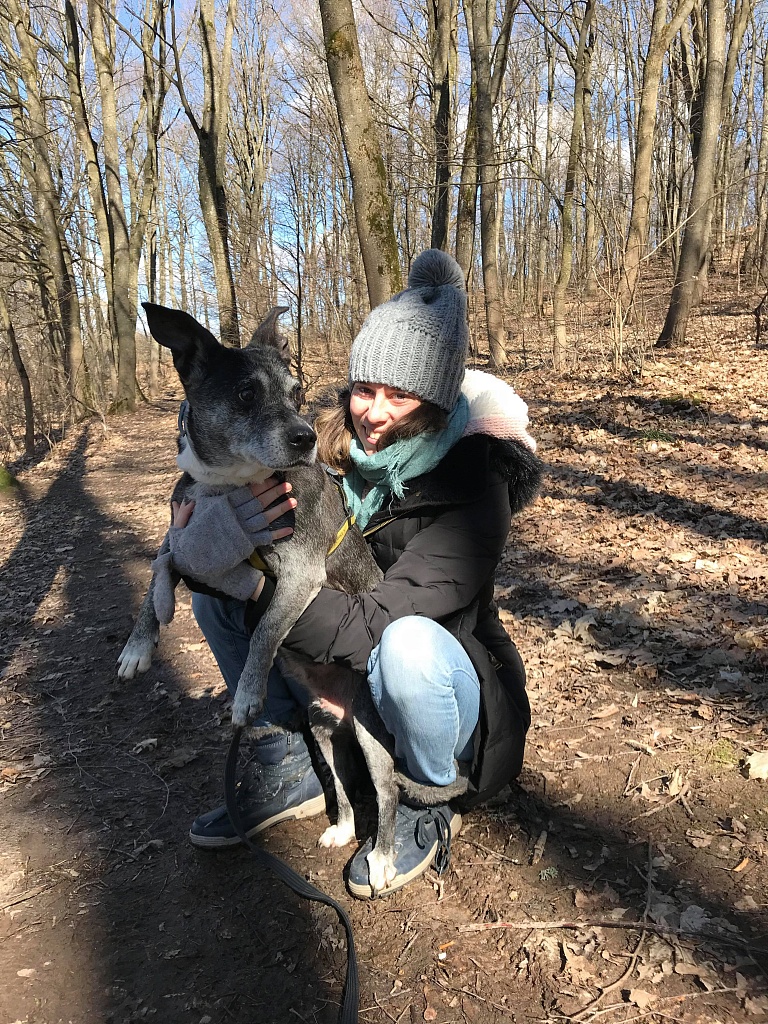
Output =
[
  {"x1": 2, "y1": 0, "x2": 88, "y2": 415},
  {"x1": 617, "y1": 0, "x2": 695, "y2": 319},
  {"x1": 658, "y1": 0, "x2": 726, "y2": 347},
  {"x1": 319, "y1": 0, "x2": 401, "y2": 308},
  {"x1": 466, "y1": 0, "x2": 517, "y2": 368},
  {"x1": 551, "y1": 0, "x2": 596, "y2": 370}
]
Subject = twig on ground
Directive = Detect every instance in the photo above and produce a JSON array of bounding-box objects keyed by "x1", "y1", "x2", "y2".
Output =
[
  {"x1": 0, "y1": 883, "x2": 54, "y2": 911},
  {"x1": 458, "y1": 917, "x2": 762, "y2": 952},
  {"x1": 456, "y1": 836, "x2": 521, "y2": 864}
]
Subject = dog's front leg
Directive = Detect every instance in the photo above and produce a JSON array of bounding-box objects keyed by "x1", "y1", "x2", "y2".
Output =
[
  {"x1": 231, "y1": 575, "x2": 323, "y2": 727},
  {"x1": 117, "y1": 576, "x2": 162, "y2": 679}
]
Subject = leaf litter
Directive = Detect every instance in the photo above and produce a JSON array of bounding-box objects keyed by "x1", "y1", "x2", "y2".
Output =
[{"x1": 1, "y1": 312, "x2": 768, "y2": 1022}]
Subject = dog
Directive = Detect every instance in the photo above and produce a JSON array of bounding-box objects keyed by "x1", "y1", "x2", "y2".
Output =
[{"x1": 117, "y1": 303, "x2": 466, "y2": 895}]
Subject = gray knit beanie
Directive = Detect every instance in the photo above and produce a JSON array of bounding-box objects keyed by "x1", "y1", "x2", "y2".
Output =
[{"x1": 348, "y1": 249, "x2": 469, "y2": 412}]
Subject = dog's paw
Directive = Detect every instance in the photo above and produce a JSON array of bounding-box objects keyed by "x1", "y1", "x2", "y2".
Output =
[
  {"x1": 117, "y1": 638, "x2": 156, "y2": 679},
  {"x1": 318, "y1": 823, "x2": 356, "y2": 849},
  {"x1": 231, "y1": 689, "x2": 264, "y2": 728},
  {"x1": 366, "y1": 849, "x2": 397, "y2": 896}
]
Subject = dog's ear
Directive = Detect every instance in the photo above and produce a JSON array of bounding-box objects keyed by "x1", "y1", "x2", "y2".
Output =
[
  {"x1": 247, "y1": 306, "x2": 290, "y2": 364},
  {"x1": 142, "y1": 303, "x2": 219, "y2": 381}
]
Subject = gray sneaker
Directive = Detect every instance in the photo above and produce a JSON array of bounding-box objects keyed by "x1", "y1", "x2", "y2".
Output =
[
  {"x1": 189, "y1": 732, "x2": 326, "y2": 849},
  {"x1": 347, "y1": 803, "x2": 460, "y2": 898}
]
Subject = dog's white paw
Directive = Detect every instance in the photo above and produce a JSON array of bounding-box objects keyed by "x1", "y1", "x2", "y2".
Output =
[
  {"x1": 318, "y1": 823, "x2": 356, "y2": 849},
  {"x1": 117, "y1": 639, "x2": 155, "y2": 679},
  {"x1": 367, "y1": 849, "x2": 397, "y2": 896},
  {"x1": 232, "y1": 688, "x2": 263, "y2": 728}
]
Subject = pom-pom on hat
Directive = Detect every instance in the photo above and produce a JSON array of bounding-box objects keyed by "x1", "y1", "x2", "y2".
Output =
[{"x1": 348, "y1": 249, "x2": 469, "y2": 412}]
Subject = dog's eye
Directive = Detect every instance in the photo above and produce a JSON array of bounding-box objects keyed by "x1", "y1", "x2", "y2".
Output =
[{"x1": 237, "y1": 387, "x2": 255, "y2": 405}]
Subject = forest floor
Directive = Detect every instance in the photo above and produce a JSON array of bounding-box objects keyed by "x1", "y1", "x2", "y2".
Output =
[{"x1": 2, "y1": 273, "x2": 768, "y2": 1024}]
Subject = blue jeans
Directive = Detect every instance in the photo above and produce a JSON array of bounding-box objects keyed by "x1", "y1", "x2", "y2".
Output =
[{"x1": 191, "y1": 594, "x2": 480, "y2": 786}]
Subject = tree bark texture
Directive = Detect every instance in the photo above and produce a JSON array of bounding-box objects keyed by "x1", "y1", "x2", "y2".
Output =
[
  {"x1": 319, "y1": 0, "x2": 401, "y2": 308},
  {"x1": 466, "y1": 0, "x2": 517, "y2": 368},
  {"x1": 617, "y1": 0, "x2": 695, "y2": 318},
  {"x1": 428, "y1": 0, "x2": 458, "y2": 251},
  {"x1": 1, "y1": 291, "x2": 35, "y2": 455},
  {"x1": 551, "y1": 0, "x2": 596, "y2": 370},
  {"x1": 658, "y1": 0, "x2": 726, "y2": 347}
]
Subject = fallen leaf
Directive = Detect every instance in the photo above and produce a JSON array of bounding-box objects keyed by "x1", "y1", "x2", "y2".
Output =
[
  {"x1": 734, "y1": 896, "x2": 759, "y2": 911},
  {"x1": 627, "y1": 989, "x2": 655, "y2": 1008},
  {"x1": 685, "y1": 830, "x2": 712, "y2": 848},
  {"x1": 744, "y1": 752, "x2": 768, "y2": 780},
  {"x1": 733, "y1": 857, "x2": 751, "y2": 873},
  {"x1": 679, "y1": 906, "x2": 710, "y2": 932},
  {"x1": 590, "y1": 703, "x2": 621, "y2": 719},
  {"x1": 131, "y1": 738, "x2": 158, "y2": 754}
]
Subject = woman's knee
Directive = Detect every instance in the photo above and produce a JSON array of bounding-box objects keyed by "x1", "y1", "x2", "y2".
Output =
[
  {"x1": 371, "y1": 616, "x2": 473, "y2": 706},
  {"x1": 375, "y1": 617, "x2": 437, "y2": 683}
]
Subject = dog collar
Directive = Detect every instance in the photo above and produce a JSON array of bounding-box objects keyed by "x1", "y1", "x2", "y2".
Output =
[{"x1": 177, "y1": 400, "x2": 189, "y2": 438}]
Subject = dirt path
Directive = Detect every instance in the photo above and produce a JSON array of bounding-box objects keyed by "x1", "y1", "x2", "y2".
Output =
[{"x1": 2, "y1": 321, "x2": 768, "y2": 1024}]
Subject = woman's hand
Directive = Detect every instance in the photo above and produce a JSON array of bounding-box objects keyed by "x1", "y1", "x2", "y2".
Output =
[
  {"x1": 165, "y1": 477, "x2": 298, "y2": 599},
  {"x1": 172, "y1": 476, "x2": 297, "y2": 539},
  {"x1": 247, "y1": 476, "x2": 297, "y2": 540}
]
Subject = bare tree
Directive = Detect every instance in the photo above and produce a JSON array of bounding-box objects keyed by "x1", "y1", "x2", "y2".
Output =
[
  {"x1": 65, "y1": 0, "x2": 168, "y2": 410},
  {"x1": 170, "y1": 0, "x2": 241, "y2": 344},
  {"x1": 1, "y1": 0, "x2": 88, "y2": 415},
  {"x1": 658, "y1": 0, "x2": 726, "y2": 347},
  {"x1": 318, "y1": 0, "x2": 401, "y2": 308},
  {"x1": 465, "y1": 0, "x2": 517, "y2": 367},
  {"x1": 428, "y1": 0, "x2": 458, "y2": 250},
  {"x1": 545, "y1": 0, "x2": 597, "y2": 369},
  {"x1": 617, "y1": 0, "x2": 696, "y2": 319}
]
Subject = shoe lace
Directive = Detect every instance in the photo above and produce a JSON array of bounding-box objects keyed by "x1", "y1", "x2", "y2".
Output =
[{"x1": 416, "y1": 808, "x2": 453, "y2": 877}]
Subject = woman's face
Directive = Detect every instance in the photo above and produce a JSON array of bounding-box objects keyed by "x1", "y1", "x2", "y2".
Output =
[{"x1": 349, "y1": 382, "x2": 422, "y2": 454}]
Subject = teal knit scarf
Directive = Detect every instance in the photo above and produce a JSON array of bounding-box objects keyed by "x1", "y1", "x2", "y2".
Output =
[{"x1": 342, "y1": 395, "x2": 470, "y2": 531}]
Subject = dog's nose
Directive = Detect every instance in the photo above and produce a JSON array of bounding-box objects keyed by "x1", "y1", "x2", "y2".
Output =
[{"x1": 289, "y1": 424, "x2": 317, "y2": 452}]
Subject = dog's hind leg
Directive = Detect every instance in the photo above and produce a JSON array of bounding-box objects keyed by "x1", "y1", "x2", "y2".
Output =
[
  {"x1": 311, "y1": 722, "x2": 358, "y2": 849},
  {"x1": 352, "y1": 699, "x2": 399, "y2": 896}
]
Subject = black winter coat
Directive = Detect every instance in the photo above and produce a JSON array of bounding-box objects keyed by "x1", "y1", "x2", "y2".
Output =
[{"x1": 282, "y1": 433, "x2": 543, "y2": 806}]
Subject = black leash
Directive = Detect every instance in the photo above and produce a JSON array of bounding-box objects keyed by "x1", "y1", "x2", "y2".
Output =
[{"x1": 224, "y1": 727, "x2": 359, "y2": 1024}]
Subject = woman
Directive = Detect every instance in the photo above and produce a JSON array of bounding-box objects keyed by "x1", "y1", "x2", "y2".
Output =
[{"x1": 180, "y1": 250, "x2": 542, "y2": 898}]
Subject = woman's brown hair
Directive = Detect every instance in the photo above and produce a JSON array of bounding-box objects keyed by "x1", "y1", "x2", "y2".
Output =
[{"x1": 315, "y1": 389, "x2": 448, "y2": 472}]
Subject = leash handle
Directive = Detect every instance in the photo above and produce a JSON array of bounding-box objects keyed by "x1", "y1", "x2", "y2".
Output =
[{"x1": 225, "y1": 728, "x2": 359, "y2": 1024}]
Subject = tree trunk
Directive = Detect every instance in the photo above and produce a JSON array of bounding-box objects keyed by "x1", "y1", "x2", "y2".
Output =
[
  {"x1": 171, "y1": 0, "x2": 241, "y2": 344},
  {"x1": 1, "y1": 291, "x2": 35, "y2": 456},
  {"x1": 617, "y1": 0, "x2": 695, "y2": 318},
  {"x1": 4, "y1": 0, "x2": 88, "y2": 415},
  {"x1": 428, "y1": 0, "x2": 457, "y2": 251},
  {"x1": 536, "y1": 29, "x2": 555, "y2": 314},
  {"x1": 658, "y1": 0, "x2": 726, "y2": 347},
  {"x1": 455, "y1": 75, "x2": 478, "y2": 280},
  {"x1": 319, "y1": 0, "x2": 401, "y2": 308},
  {"x1": 551, "y1": 0, "x2": 596, "y2": 370},
  {"x1": 466, "y1": 0, "x2": 517, "y2": 368}
]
